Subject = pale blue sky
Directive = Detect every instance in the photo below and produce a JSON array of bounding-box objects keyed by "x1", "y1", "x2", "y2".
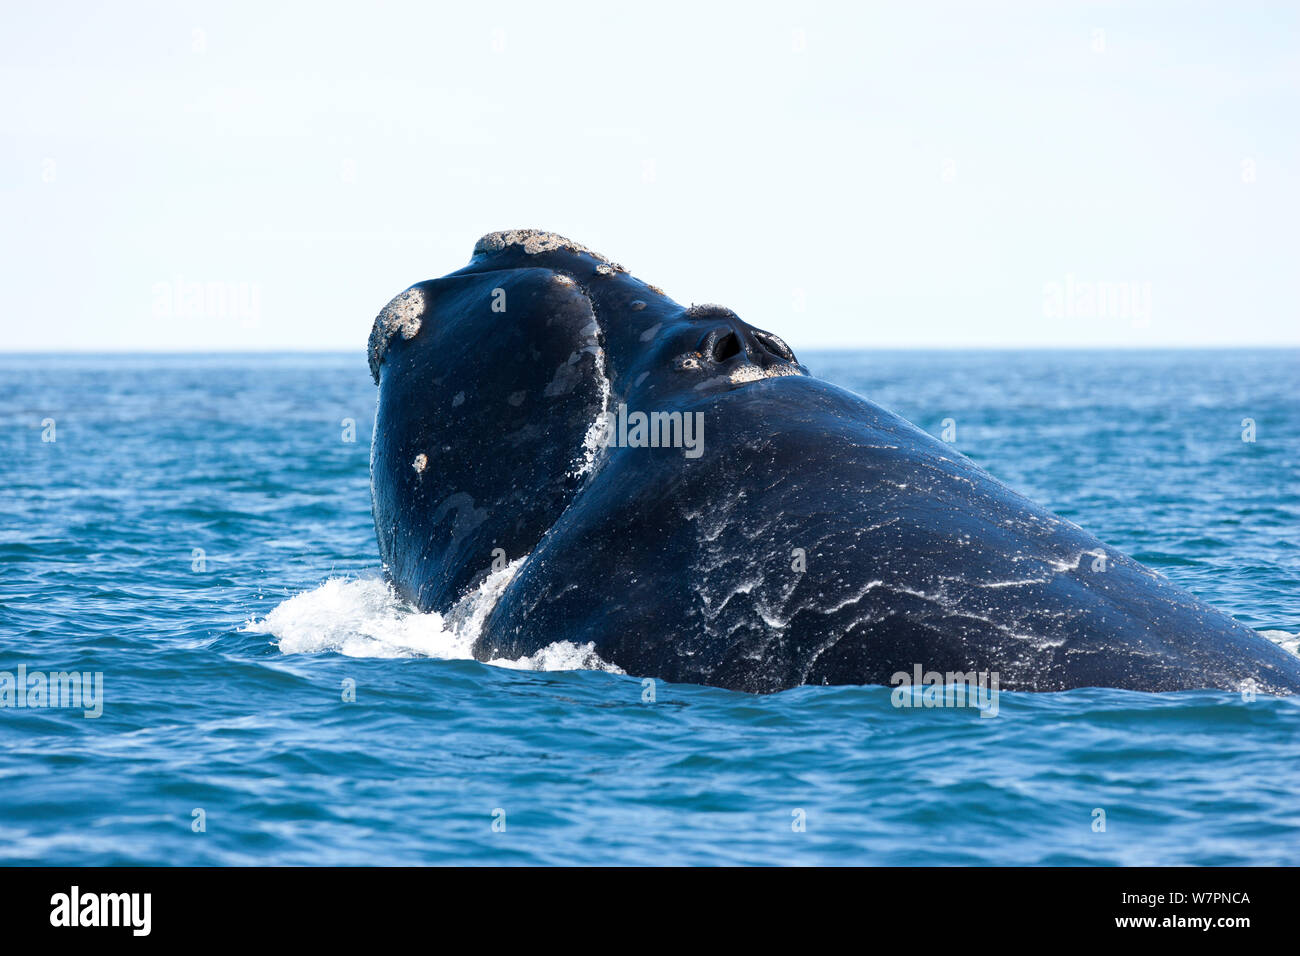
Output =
[{"x1": 2, "y1": 1, "x2": 1297, "y2": 350}]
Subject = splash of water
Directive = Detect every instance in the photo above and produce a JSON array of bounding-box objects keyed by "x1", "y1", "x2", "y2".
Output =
[{"x1": 243, "y1": 560, "x2": 623, "y2": 674}]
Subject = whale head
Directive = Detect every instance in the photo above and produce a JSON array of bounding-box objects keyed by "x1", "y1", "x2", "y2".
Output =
[{"x1": 368, "y1": 229, "x2": 807, "y2": 611}]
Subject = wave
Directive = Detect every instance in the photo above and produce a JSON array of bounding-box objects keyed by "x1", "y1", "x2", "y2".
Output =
[{"x1": 242, "y1": 562, "x2": 624, "y2": 674}]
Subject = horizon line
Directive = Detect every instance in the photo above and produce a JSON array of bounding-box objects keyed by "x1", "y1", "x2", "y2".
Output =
[{"x1": 3, "y1": 344, "x2": 1300, "y2": 356}]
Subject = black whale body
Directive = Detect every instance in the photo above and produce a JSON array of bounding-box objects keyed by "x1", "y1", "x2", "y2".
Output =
[{"x1": 368, "y1": 230, "x2": 1300, "y2": 695}]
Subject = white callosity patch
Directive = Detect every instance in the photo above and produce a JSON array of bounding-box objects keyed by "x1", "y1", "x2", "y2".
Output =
[
  {"x1": 728, "y1": 363, "x2": 804, "y2": 385},
  {"x1": 473, "y1": 229, "x2": 626, "y2": 272},
  {"x1": 243, "y1": 559, "x2": 625, "y2": 673},
  {"x1": 411, "y1": 453, "x2": 427, "y2": 474},
  {"x1": 367, "y1": 287, "x2": 426, "y2": 383}
]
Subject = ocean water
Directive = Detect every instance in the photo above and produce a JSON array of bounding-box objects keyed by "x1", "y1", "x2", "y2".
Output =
[{"x1": 1, "y1": 349, "x2": 1298, "y2": 866}]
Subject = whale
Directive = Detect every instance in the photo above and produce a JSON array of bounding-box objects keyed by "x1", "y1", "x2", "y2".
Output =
[{"x1": 367, "y1": 229, "x2": 1300, "y2": 695}]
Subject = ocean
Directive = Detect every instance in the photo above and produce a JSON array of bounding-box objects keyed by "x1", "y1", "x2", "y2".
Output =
[{"x1": 2, "y1": 349, "x2": 1297, "y2": 865}]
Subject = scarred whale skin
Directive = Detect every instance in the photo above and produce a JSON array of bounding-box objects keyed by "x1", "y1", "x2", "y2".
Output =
[{"x1": 368, "y1": 230, "x2": 1300, "y2": 695}]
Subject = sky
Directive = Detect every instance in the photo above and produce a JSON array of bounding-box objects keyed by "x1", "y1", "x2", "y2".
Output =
[{"x1": 1, "y1": 1, "x2": 1297, "y2": 351}]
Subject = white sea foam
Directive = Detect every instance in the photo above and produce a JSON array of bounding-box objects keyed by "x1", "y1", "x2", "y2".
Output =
[
  {"x1": 243, "y1": 559, "x2": 623, "y2": 673},
  {"x1": 1261, "y1": 630, "x2": 1300, "y2": 658},
  {"x1": 570, "y1": 317, "x2": 613, "y2": 478},
  {"x1": 572, "y1": 362, "x2": 612, "y2": 477}
]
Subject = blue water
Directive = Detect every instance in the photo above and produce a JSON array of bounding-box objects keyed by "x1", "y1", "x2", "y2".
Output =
[{"x1": 2, "y1": 349, "x2": 1298, "y2": 865}]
